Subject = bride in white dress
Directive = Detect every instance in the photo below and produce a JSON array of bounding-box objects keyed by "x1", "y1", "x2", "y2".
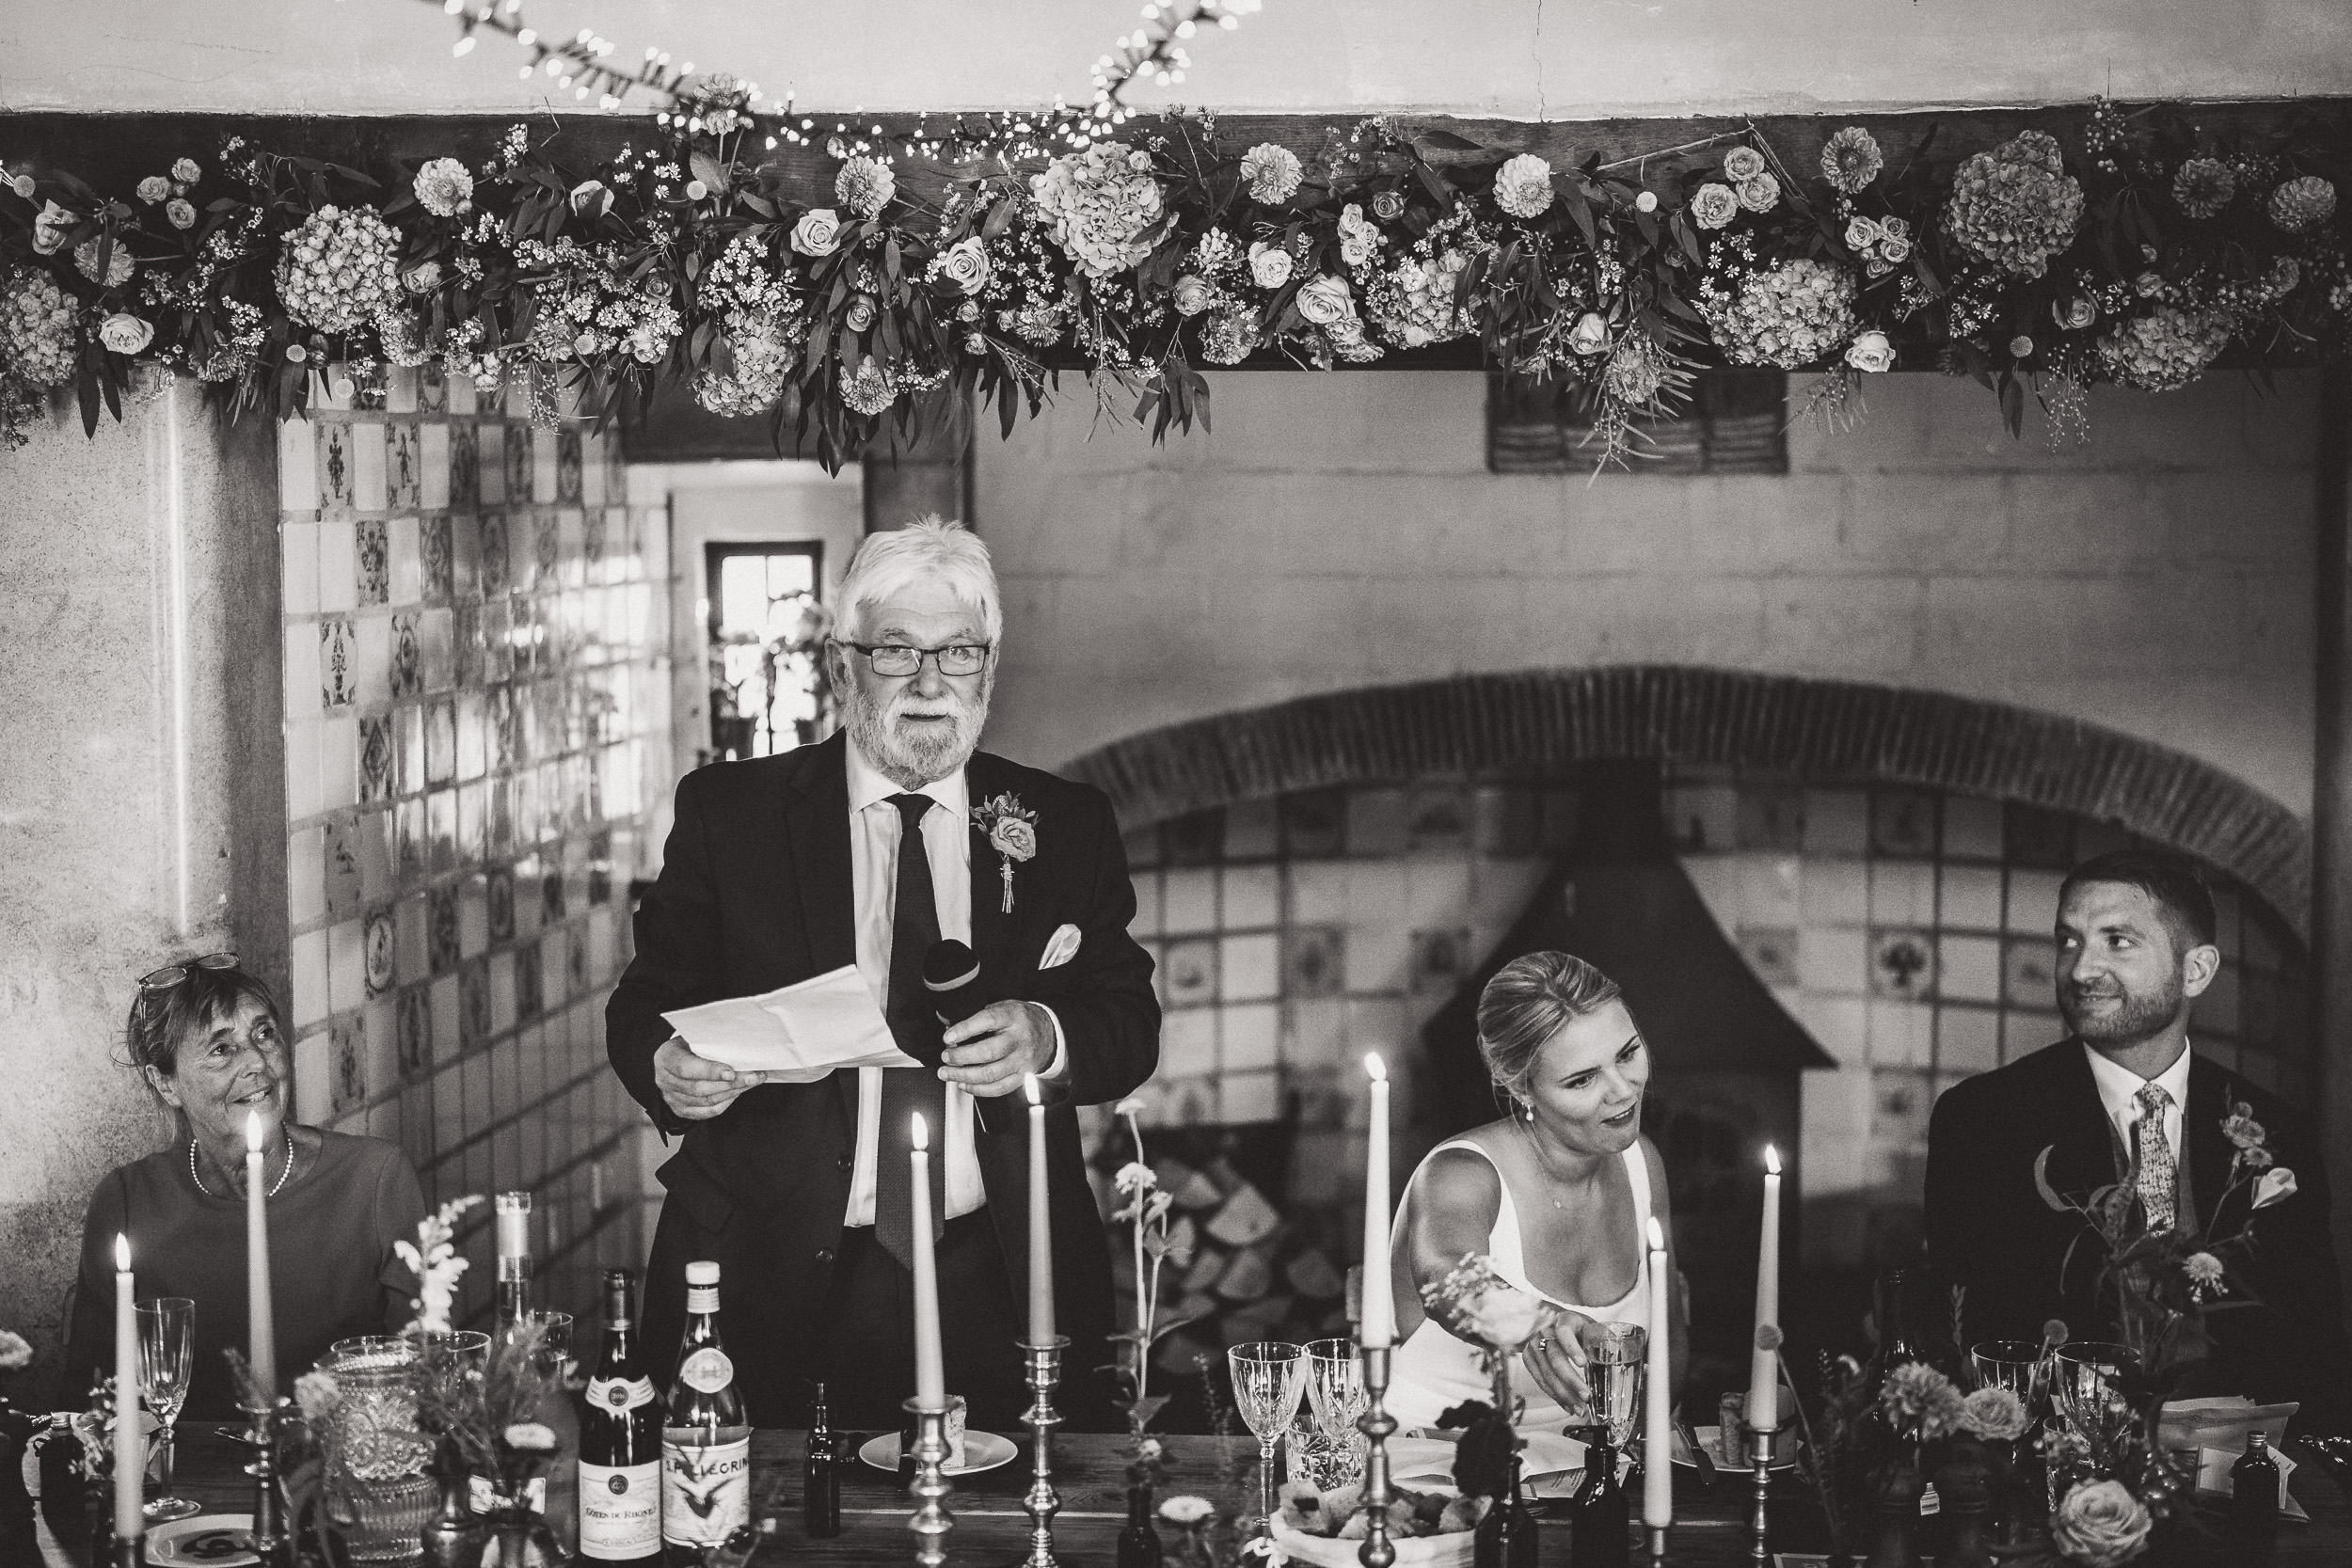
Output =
[{"x1": 1384, "y1": 951, "x2": 1685, "y2": 1433}]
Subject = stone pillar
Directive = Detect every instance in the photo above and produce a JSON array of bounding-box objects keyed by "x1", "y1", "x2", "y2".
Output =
[
  {"x1": 0, "y1": 379, "x2": 280, "y2": 1403},
  {"x1": 2316, "y1": 365, "x2": 2352, "y2": 1312}
]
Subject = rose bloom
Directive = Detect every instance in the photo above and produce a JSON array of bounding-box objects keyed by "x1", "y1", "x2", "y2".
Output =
[
  {"x1": 2054, "y1": 295, "x2": 2098, "y2": 330},
  {"x1": 1565, "y1": 311, "x2": 1611, "y2": 356},
  {"x1": 933, "y1": 237, "x2": 992, "y2": 295},
  {"x1": 172, "y1": 157, "x2": 200, "y2": 183},
  {"x1": 98, "y1": 313, "x2": 154, "y2": 355},
  {"x1": 1960, "y1": 1386, "x2": 2030, "y2": 1442},
  {"x1": 1295, "y1": 273, "x2": 1355, "y2": 326},
  {"x1": 1737, "y1": 172, "x2": 1782, "y2": 213},
  {"x1": 1879, "y1": 236, "x2": 1912, "y2": 263},
  {"x1": 413, "y1": 158, "x2": 474, "y2": 218},
  {"x1": 2050, "y1": 1479, "x2": 2153, "y2": 1568},
  {"x1": 1372, "y1": 190, "x2": 1406, "y2": 221},
  {"x1": 165, "y1": 198, "x2": 196, "y2": 231},
  {"x1": 1336, "y1": 203, "x2": 1381, "y2": 267},
  {"x1": 403, "y1": 261, "x2": 442, "y2": 295},
  {"x1": 136, "y1": 175, "x2": 169, "y2": 205},
  {"x1": 32, "y1": 199, "x2": 73, "y2": 254},
  {"x1": 1171, "y1": 275, "x2": 1216, "y2": 316},
  {"x1": 791, "y1": 208, "x2": 844, "y2": 258},
  {"x1": 1248, "y1": 240, "x2": 1294, "y2": 291},
  {"x1": 844, "y1": 294, "x2": 878, "y2": 332},
  {"x1": 1493, "y1": 153, "x2": 1555, "y2": 219},
  {"x1": 1691, "y1": 183, "x2": 1740, "y2": 230},
  {"x1": 1723, "y1": 146, "x2": 1767, "y2": 182},
  {"x1": 991, "y1": 817, "x2": 1038, "y2": 859},
  {"x1": 569, "y1": 180, "x2": 612, "y2": 219},
  {"x1": 1845, "y1": 215, "x2": 1883, "y2": 251}
]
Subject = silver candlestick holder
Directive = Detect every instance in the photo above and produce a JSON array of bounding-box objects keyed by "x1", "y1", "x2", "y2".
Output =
[
  {"x1": 1647, "y1": 1522, "x2": 1670, "y2": 1568},
  {"x1": 904, "y1": 1398, "x2": 955, "y2": 1568},
  {"x1": 1019, "y1": 1337, "x2": 1068, "y2": 1568},
  {"x1": 1356, "y1": 1343, "x2": 1396, "y2": 1568},
  {"x1": 246, "y1": 1398, "x2": 287, "y2": 1566},
  {"x1": 1745, "y1": 1418, "x2": 1778, "y2": 1565},
  {"x1": 111, "y1": 1532, "x2": 145, "y2": 1568}
]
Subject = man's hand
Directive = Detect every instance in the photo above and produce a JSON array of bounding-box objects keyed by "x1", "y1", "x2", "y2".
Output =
[
  {"x1": 655, "y1": 1037, "x2": 764, "y2": 1121},
  {"x1": 939, "y1": 1002, "x2": 1056, "y2": 1097}
]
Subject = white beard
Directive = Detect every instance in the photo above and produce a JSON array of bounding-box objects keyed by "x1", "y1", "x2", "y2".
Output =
[{"x1": 843, "y1": 673, "x2": 992, "y2": 789}]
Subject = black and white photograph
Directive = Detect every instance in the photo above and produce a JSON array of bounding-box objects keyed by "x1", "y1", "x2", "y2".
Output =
[{"x1": 1, "y1": 2, "x2": 2350, "y2": 1563}]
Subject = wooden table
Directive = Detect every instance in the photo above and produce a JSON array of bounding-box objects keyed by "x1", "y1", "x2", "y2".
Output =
[{"x1": 130, "y1": 1424, "x2": 2352, "y2": 1564}]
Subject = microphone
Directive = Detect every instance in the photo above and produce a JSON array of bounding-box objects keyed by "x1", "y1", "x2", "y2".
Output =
[{"x1": 923, "y1": 939, "x2": 1060, "y2": 1134}]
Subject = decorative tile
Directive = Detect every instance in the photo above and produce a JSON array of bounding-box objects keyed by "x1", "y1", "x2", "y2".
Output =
[
  {"x1": 487, "y1": 866, "x2": 516, "y2": 942},
  {"x1": 1737, "y1": 927, "x2": 1802, "y2": 990},
  {"x1": 427, "y1": 788, "x2": 458, "y2": 872},
  {"x1": 331, "y1": 1019, "x2": 367, "y2": 1117},
  {"x1": 1869, "y1": 789, "x2": 1939, "y2": 858},
  {"x1": 566, "y1": 927, "x2": 588, "y2": 995},
  {"x1": 581, "y1": 505, "x2": 606, "y2": 570},
  {"x1": 428, "y1": 884, "x2": 462, "y2": 974},
  {"x1": 424, "y1": 699, "x2": 457, "y2": 784},
  {"x1": 389, "y1": 515, "x2": 422, "y2": 607},
  {"x1": 389, "y1": 612, "x2": 421, "y2": 699},
  {"x1": 364, "y1": 907, "x2": 397, "y2": 998},
  {"x1": 557, "y1": 429, "x2": 584, "y2": 502},
  {"x1": 319, "y1": 616, "x2": 356, "y2": 708},
  {"x1": 2002, "y1": 937, "x2": 2057, "y2": 1008},
  {"x1": 1406, "y1": 786, "x2": 1470, "y2": 852},
  {"x1": 516, "y1": 938, "x2": 544, "y2": 1021},
  {"x1": 421, "y1": 515, "x2": 454, "y2": 604},
  {"x1": 325, "y1": 816, "x2": 365, "y2": 915},
  {"x1": 1346, "y1": 788, "x2": 1409, "y2": 858},
  {"x1": 1218, "y1": 932, "x2": 1280, "y2": 1004},
  {"x1": 542, "y1": 867, "x2": 567, "y2": 925},
  {"x1": 396, "y1": 800, "x2": 427, "y2": 883},
  {"x1": 1868, "y1": 928, "x2": 1938, "y2": 1000},
  {"x1": 506, "y1": 426, "x2": 532, "y2": 502},
  {"x1": 1162, "y1": 937, "x2": 1217, "y2": 1007},
  {"x1": 388, "y1": 422, "x2": 423, "y2": 511},
  {"x1": 1737, "y1": 784, "x2": 1805, "y2": 852},
  {"x1": 353, "y1": 420, "x2": 389, "y2": 511},
  {"x1": 319, "y1": 422, "x2": 356, "y2": 513},
  {"x1": 449, "y1": 423, "x2": 479, "y2": 510},
  {"x1": 480, "y1": 515, "x2": 511, "y2": 597},
  {"x1": 1408, "y1": 927, "x2": 1473, "y2": 995},
  {"x1": 459, "y1": 958, "x2": 491, "y2": 1049},
  {"x1": 356, "y1": 516, "x2": 389, "y2": 605},
  {"x1": 352, "y1": 616, "x2": 391, "y2": 708},
  {"x1": 1284, "y1": 927, "x2": 1344, "y2": 999}
]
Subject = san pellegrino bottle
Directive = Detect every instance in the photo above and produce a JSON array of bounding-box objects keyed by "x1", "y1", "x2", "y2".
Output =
[
  {"x1": 662, "y1": 1260, "x2": 750, "y2": 1563},
  {"x1": 579, "y1": 1270, "x2": 661, "y2": 1564},
  {"x1": 495, "y1": 1191, "x2": 534, "y2": 1335}
]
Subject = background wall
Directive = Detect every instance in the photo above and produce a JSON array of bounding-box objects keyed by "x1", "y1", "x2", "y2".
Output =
[
  {"x1": 6, "y1": 0, "x2": 2352, "y2": 118},
  {"x1": 978, "y1": 370, "x2": 2321, "y2": 819}
]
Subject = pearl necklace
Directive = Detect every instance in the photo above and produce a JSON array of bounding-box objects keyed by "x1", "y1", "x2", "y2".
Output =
[{"x1": 189, "y1": 1130, "x2": 294, "y2": 1200}]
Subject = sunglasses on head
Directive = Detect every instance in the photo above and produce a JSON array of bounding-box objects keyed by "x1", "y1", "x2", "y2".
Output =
[{"x1": 136, "y1": 952, "x2": 240, "y2": 993}]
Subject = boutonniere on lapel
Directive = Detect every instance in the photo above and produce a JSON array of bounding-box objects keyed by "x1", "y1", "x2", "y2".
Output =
[
  {"x1": 972, "y1": 793, "x2": 1038, "y2": 914},
  {"x1": 2222, "y1": 1101, "x2": 2298, "y2": 1210}
]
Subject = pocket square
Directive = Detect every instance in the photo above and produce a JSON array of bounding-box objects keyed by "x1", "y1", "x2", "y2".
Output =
[{"x1": 1041, "y1": 923, "x2": 1083, "y2": 970}]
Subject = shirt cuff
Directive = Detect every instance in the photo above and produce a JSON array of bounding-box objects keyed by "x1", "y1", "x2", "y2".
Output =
[{"x1": 1034, "y1": 1003, "x2": 1070, "y2": 1082}]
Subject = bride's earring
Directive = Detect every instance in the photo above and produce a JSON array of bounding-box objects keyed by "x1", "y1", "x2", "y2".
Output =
[{"x1": 1521, "y1": 1100, "x2": 1535, "y2": 1122}]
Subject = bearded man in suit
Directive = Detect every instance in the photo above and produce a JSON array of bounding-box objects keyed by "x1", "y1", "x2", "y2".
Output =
[
  {"x1": 607, "y1": 516, "x2": 1159, "y2": 1430},
  {"x1": 1926, "y1": 847, "x2": 2350, "y2": 1433}
]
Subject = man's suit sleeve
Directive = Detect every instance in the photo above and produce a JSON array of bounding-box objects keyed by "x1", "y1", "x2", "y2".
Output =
[
  {"x1": 2259, "y1": 1101, "x2": 2352, "y2": 1433},
  {"x1": 606, "y1": 769, "x2": 722, "y2": 1136},
  {"x1": 1925, "y1": 1080, "x2": 1987, "y2": 1316},
  {"x1": 1040, "y1": 790, "x2": 1160, "y2": 1107}
]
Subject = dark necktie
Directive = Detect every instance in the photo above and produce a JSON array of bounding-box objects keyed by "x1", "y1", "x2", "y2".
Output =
[{"x1": 875, "y1": 793, "x2": 947, "y2": 1272}]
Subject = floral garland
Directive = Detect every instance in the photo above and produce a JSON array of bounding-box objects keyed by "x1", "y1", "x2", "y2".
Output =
[{"x1": 0, "y1": 95, "x2": 2346, "y2": 467}]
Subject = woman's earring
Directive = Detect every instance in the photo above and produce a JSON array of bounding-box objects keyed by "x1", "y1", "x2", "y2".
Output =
[{"x1": 1522, "y1": 1101, "x2": 1535, "y2": 1122}]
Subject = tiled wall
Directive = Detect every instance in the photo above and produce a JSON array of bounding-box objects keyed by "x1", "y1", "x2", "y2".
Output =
[
  {"x1": 276, "y1": 370, "x2": 671, "y2": 1326},
  {"x1": 1666, "y1": 776, "x2": 2310, "y2": 1259}
]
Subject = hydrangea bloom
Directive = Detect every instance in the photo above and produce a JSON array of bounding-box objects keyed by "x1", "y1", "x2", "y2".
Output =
[
  {"x1": 1367, "y1": 247, "x2": 1474, "y2": 349},
  {"x1": 1702, "y1": 257, "x2": 1860, "y2": 369},
  {"x1": 1029, "y1": 145, "x2": 1166, "y2": 279},
  {"x1": 2098, "y1": 304, "x2": 2232, "y2": 392},
  {"x1": 1943, "y1": 131, "x2": 2084, "y2": 277},
  {"x1": 276, "y1": 204, "x2": 403, "y2": 334},
  {"x1": 0, "y1": 267, "x2": 83, "y2": 387},
  {"x1": 1198, "y1": 304, "x2": 1260, "y2": 365}
]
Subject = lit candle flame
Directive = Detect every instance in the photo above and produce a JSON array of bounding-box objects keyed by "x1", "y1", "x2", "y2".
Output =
[
  {"x1": 1646, "y1": 1215, "x2": 1666, "y2": 1251},
  {"x1": 246, "y1": 1108, "x2": 265, "y2": 1153},
  {"x1": 115, "y1": 1233, "x2": 132, "y2": 1273},
  {"x1": 1364, "y1": 1053, "x2": 1386, "y2": 1083},
  {"x1": 911, "y1": 1112, "x2": 930, "y2": 1152},
  {"x1": 1025, "y1": 1072, "x2": 1042, "y2": 1107},
  {"x1": 1764, "y1": 1144, "x2": 1781, "y2": 1176}
]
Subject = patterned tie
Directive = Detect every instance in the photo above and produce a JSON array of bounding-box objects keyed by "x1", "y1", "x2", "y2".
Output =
[
  {"x1": 2135, "y1": 1083, "x2": 2177, "y2": 1232},
  {"x1": 874, "y1": 793, "x2": 948, "y2": 1273}
]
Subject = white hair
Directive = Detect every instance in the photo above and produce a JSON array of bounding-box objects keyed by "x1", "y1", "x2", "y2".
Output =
[{"x1": 836, "y1": 515, "x2": 1002, "y2": 643}]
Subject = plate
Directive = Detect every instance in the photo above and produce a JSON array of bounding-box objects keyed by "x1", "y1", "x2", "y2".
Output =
[
  {"x1": 1676, "y1": 1424, "x2": 1798, "y2": 1472},
  {"x1": 857, "y1": 1430, "x2": 1021, "y2": 1476},
  {"x1": 145, "y1": 1514, "x2": 260, "y2": 1567}
]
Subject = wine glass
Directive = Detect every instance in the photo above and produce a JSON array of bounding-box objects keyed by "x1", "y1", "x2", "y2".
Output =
[
  {"x1": 2051, "y1": 1341, "x2": 2136, "y2": 1455},
  {"x1": 1228, "y1": 1341, "x2": 1307, "y2": 1530},
  {"x1": 1583, "y1": 1322, "x2": 1646, "y2": 1452},
  {"x1": 1299, "y1": 1338, "x2": 1367, "y2": 1488},
  {"x1": 136, "y1": 1297, "x2": 199, "y2": 1523},
  {"x1": 1969, "y1": 1339, "x2": 2049, "y2": 1414}
]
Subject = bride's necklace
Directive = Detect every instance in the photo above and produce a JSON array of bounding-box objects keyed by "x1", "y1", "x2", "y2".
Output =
[
  {"x1": 190, "y1": 1130, "x2": 294, "y2": 1200},
  {"x1": 1518, "y1": 1118, "x2": 1580, "y2": 1212}
]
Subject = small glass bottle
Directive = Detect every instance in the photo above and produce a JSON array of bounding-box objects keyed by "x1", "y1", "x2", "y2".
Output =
[
  {"x1": 803, "y1": 1384, "x2": 841, "y2": 1539},
  {"x1": 1114, "y1": 1479, "x2": 1164, "y2": 1568},
  {"x1": 2231, "y1": 1430, "x2": 2280, "y2": 1542},
  {"x1": 1568, "y1": 1433, "x2": 1627, "y2": 1568}
]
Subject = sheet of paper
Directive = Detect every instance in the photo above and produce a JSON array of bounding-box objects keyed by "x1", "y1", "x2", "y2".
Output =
[{"x1": 662, "y1": 965, "x2": 919, "y2": 1079}]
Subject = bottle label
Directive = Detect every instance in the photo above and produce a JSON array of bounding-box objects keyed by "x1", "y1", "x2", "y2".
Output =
[
  {"x1": 469, "y1": 1474, "x2": 548, "y2": 1514},
  {"x1": 578, "y1": 1460, "x2": 661, "y2": 1560},
  {"x1": 662, "y1": 1435, "x2": 751, "y2": 1547},
  {"x1": 587, "y1": 1375, "x2": 658, "y2": 1413},
  {"x1": 1918, "y1": 1481, "x2": 1940, "y2": 1516},
  {"x1": 678, "y1": 1348, "x2": 733, "y2": 1394},
  {"x1": 686, "y1": 1285, "x2": 719, "y2": 1313}
]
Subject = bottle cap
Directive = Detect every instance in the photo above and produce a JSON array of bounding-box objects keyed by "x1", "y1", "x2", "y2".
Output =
[{"x1": 686, "y1": 1260, "x2": 721, "y2": 1285}]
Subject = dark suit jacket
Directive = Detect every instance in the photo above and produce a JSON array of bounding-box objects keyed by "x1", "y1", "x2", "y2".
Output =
[
  {"x1": 606, "y1": 735, "x2": 1160, "y2": 1423},
  {"x1": 1925, "y1": 1038, "x2": 2351, "y2": 1432}
]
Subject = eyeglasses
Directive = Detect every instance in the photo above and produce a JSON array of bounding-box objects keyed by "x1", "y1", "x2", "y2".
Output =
[
  {"x1": 137, "y1": 953, "x2": 239, "y2": 992},
  {"x1": 835, "y1": 641, "x2": 992, "y2": 678}
]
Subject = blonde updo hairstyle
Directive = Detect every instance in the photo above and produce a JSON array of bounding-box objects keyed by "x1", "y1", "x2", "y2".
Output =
[{"x1": 1475, "y1": 951, "x2": 1626, "y2": 1114}]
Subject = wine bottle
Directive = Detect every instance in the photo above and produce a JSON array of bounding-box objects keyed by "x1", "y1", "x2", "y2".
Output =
[
  {"x1": 2231, "y1": 1430, "x2": 2280, "y2": 1542},
  {"x1": 662, "y1": 1261, "x2": 750, "y2": 1565},
  {"x1": 1877, "y1": 1268, "x2": 1924, "y2": 1366},
  {"x1": 495, "y1": 1191, "x2": 534, "y2": 1337},
  {"x1": 803, "y1": 1382, "x2": 840, "y2": 1539},
  {"x1": 579, "y1": 1270, "x2": 661, "y2": 1565},
  {"x1": 1568, "y1": 1433, "x2": 1627, "y2": 1568}
]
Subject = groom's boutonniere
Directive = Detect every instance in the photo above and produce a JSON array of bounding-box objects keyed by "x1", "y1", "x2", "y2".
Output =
[
  {"x1": 2223, "y1": 1100, "x2": 2299, "y2": 1210},
  {"x1": 972, "y1": 793, "x2": 1038, "y2": 913}
]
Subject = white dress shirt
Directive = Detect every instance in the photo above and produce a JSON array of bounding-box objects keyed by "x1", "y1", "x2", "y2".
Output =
[
  {"x1": 2083, "y1": 1037, "x2": 2192, "y2": 1170},
  {"x1": 841, "y1": 742, "x2": 1064, "y2": 1228}
]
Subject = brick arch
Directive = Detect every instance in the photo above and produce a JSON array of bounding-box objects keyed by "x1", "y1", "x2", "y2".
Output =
[{"x1": 1062, "y1": 665, "x2": 2312, "y2": 935}]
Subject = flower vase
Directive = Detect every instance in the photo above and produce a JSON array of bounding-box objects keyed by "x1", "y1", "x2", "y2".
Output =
[
  {"x1": 1864, "y1": 1461, "x2": 1923, "y2": 1568},
  {"x1": 1935, "y1": 1441, "x2": 1994, "y2": 1568},
  {"x1": 1117, "y1": 1481, "x2": 1165, "y2": 1568},
  {"x1": 483, "y1": 1510, "x2": 564, "y2": 1568},
  {"x1": 421, "y1": 1464, "x2": 487, "y2": 1568},
  {"x1": 1475, "y1": 1455, "x2": 1538, "y2": 1568}
]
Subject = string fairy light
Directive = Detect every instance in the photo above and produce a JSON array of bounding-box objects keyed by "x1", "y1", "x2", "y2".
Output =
[{"x1": 412, "y1": 0, "x2": 1263, "y2": 162}]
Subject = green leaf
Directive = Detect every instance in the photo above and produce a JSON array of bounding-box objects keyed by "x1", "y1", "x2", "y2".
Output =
[
  {"x1": 1413, "y1": 130, "x2": 1486, "y2": 153},
  {"x1": 2033, "y1": 1147, "x2": 2072, "y2": 1213},
  {"x1": 690, "y1": 150, "x2": 728, "y2": 195}
]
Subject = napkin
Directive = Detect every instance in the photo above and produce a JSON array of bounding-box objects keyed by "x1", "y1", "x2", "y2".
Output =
[
  {"x1": 2157, "y1": 1395, "x2": 2296, "y2": 1455},
  {"x1": 663, "y1": 965, "x2": 920, "y2": 1079}
]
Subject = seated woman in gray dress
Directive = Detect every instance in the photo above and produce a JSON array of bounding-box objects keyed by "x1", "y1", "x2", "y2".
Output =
[{"x1": 66, "y1": 955, "x2": 429, "y2": 1419}]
